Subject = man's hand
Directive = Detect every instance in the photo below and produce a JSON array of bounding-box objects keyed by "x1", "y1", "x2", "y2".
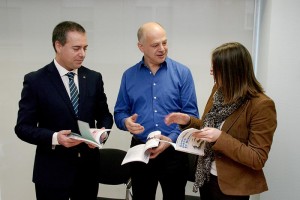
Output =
[
  {"x1": 86, "y1": 143, "x2": 97, "y2": 149},
  {"x1": 149, "y1": 135, "x2": 172, "y2": 159},
  {"x1": 57, "y1": 130, "x2": 82, "y2": 148},
  {"x1": 125, "y1": 113, "x2": 145, "y2": 134},
  {"x1": 164, "y1": 112, "x2": 190, "y2": 126}
]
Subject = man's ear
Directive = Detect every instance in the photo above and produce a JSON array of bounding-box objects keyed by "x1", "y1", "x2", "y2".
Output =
[
  {"x1": 55, "y1": 41, "x2": 62, "y2": 53},
  {"x1": 137, "y1": 42, "x2": 144, "y2": 53}
]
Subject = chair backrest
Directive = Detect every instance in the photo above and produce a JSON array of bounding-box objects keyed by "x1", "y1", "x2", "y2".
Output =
[{"x1": 98, "y1": 148, "x2": 130, "y2": 185}]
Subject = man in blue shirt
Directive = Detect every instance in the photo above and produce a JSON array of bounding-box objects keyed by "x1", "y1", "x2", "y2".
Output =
[{"x1": 114, "y1": 22, "x2": 199, "y2": 200}]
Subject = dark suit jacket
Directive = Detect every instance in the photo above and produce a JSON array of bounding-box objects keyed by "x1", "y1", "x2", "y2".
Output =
[
  {"x1": 15, "y1": 61, "x2": 113, "y2": 187},
  {"x1": 186, "y1": 85, "x2": 277, "y2": 195}
]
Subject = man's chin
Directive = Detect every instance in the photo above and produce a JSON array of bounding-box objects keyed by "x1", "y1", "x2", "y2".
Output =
[
  {"x1": 74, "y1": 64, "x2": 82, "y2": 69},
  {"x1": 157, "y1": 56, "x2": 166, "y2": 62}
]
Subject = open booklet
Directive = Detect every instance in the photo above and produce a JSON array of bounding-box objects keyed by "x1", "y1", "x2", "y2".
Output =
[
  {"x1": 68, "y1": 120, "x2": 111, "y2": 148},
  {"x1": 121, "y1": 128, "x2": 205, "y2": 165}
]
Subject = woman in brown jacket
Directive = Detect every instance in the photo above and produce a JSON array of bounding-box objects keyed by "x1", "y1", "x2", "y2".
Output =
[{"x1": 164, "y1": 42, "x2": 277, "y2": 200}]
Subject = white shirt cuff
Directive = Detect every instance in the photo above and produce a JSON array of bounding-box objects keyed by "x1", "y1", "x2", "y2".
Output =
[{"x1": 52, "y1": 132, "x2": 59, "y2": 145}]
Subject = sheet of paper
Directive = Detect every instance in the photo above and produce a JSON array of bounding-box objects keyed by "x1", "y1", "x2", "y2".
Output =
[
  {"x1": 175, "y1": 128, "x2": 205, "y2": 155},
  {"x1": 77, "y1": 120, "x2": 97, "y2": 143},
  {"x1": 144, "y1": 130, "x2": 161, "y2": 150},
  {"x1": 121, "y1": 144, "x2": 150, "y2": 165}
]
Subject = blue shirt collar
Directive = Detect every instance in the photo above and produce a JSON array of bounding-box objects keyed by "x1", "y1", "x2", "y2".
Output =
[{"x1": 139, "y1": 56, "x2": 168, "y2": 70}]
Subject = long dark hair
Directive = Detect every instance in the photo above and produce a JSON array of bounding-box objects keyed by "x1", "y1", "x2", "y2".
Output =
[{"x1": 212, "y1": 42, "x2": 264, "y2": 104}]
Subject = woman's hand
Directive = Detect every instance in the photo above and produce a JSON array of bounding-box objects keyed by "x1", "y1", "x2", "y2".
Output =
[
  {"x1": 164, "y1": 112, "x2": 190, "y2": 126},
  {"x1": 193, "y1": 127, "x2": 222, "y2": 142}
]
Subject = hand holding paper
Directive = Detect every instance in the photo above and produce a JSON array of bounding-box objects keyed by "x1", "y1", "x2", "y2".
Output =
[
  {"x1": 68, "y1": 120, "x2": 111, "y2": 148},
  {"x1": 121, "y1": 128, "x2": 205, "y2": 165}
]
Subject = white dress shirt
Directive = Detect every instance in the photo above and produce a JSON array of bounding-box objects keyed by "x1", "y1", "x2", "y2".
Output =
[{"x1": 52, "y1": 59, "x2": 79, "y2": 146}]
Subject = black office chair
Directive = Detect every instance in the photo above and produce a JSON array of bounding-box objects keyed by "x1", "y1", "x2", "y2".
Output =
[
  {"x1": 185, "y1": 154, "x2": 201, "y2": 200},
  {"x1": 97, "y1": 148, "x2": 132, "y2": 200}
]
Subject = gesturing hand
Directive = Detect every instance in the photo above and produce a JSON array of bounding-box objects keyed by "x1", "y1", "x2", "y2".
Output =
[
  {"x1": 125, "y1": 113, "x2": 145, "y2": 134},
  {"x1": 164, "y1": 112, "x2": 190, "y2": 126}
]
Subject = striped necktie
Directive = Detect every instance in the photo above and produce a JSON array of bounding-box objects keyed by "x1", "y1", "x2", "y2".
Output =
[{"x1": 67, "y1": 72, "x2": 79, "y2": 116}]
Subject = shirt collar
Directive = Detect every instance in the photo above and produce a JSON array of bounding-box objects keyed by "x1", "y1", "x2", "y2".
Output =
[
  {"x1": 54, "y1": 59, "x2": 78, "y2": 77},
  {"x1": 139, "y1": 56, "x2": 168, "y2": 70}
]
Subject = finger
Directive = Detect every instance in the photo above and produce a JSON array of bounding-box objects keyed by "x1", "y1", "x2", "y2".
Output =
[
  {"x1": 60, "y1": 130, "x2": 71, "y2": 136},
  {"x1": 149, "y1": 148, "x2": 160, "y2": 159},
  {"x1": 131, "y1": 127, "x2": 144, "y2": 134},
  {"x1": 164, "y1": 114, "x2": 174, "y2": 125},
  {"x1": 87, "y1": 143, "x2": 97, "y2": 148},
  {"x1": 130, "y1": 122, "x2": 142, "y2": 128},
  {"x1": 164, "y1": 117, "x2": 171, "y2": 125},
  {"x1": 131, "y1": 113, "x2": 138, "y2": 122}
]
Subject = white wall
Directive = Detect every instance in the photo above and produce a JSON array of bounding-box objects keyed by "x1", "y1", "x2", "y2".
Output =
[
  {"x1": 257, "y1": 0, "x2": 300, "y2": 200},
  {"x1": 0, "y1": 0, "x2": 275, "y2": 199}
]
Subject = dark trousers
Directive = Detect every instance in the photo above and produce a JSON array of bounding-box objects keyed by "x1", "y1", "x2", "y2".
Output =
[
  {"x1": 199, "y1": 174, "x2": 249, "y2": 200},
  {"x1": 35, "y1": 155, "x2": 99, "y2": 200},
  {"x1": 36, "y1": 181, "x2": 98, "y2": 200},
  {"x1": 130, "y1": 137, "x2": 188, "y2": 200},
  {"x1": 35, "y1": 182, "x2": 98, "y2": 200}
]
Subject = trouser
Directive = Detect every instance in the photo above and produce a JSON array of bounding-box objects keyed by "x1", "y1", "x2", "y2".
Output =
[
  {"x1": 35, "y1": 182, "x2": 98, "y2": 200},
  {"x1": 199, "y1": 174, "x2": 250, "y2": 200},
  {"x1": 130, "y1": 137, "x2": 188, "y2": 200},
  {"x1": 35, "y1": 153, "x2": 99, "y2": 200}
]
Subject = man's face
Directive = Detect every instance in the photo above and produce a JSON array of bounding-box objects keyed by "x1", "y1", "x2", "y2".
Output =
[
  {"x1": 138, "y1": 28, "x2": 168, "y2": 68},
  {"x1": 55, "y1": 31, "x2": 88, "y2": 71}
]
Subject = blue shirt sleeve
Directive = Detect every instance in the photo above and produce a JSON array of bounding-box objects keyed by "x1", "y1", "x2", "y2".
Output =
[{"x1": 114, "y1": 72, "x2": 130, "y2": 131}]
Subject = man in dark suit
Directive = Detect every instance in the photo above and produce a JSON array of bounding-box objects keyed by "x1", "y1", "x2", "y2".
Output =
[{"x1": 15, "y1": 21, "x2": 113, "y2": 200}]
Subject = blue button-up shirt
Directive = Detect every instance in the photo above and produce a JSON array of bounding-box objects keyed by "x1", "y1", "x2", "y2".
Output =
[{"x1": 114, "y1": 57, "x2": 199, "y2": 143}]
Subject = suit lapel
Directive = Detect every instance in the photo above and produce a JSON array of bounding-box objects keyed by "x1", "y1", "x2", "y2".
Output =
[{"x1": 78, "y1": 67, "x2": 87, "y2": 115}]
